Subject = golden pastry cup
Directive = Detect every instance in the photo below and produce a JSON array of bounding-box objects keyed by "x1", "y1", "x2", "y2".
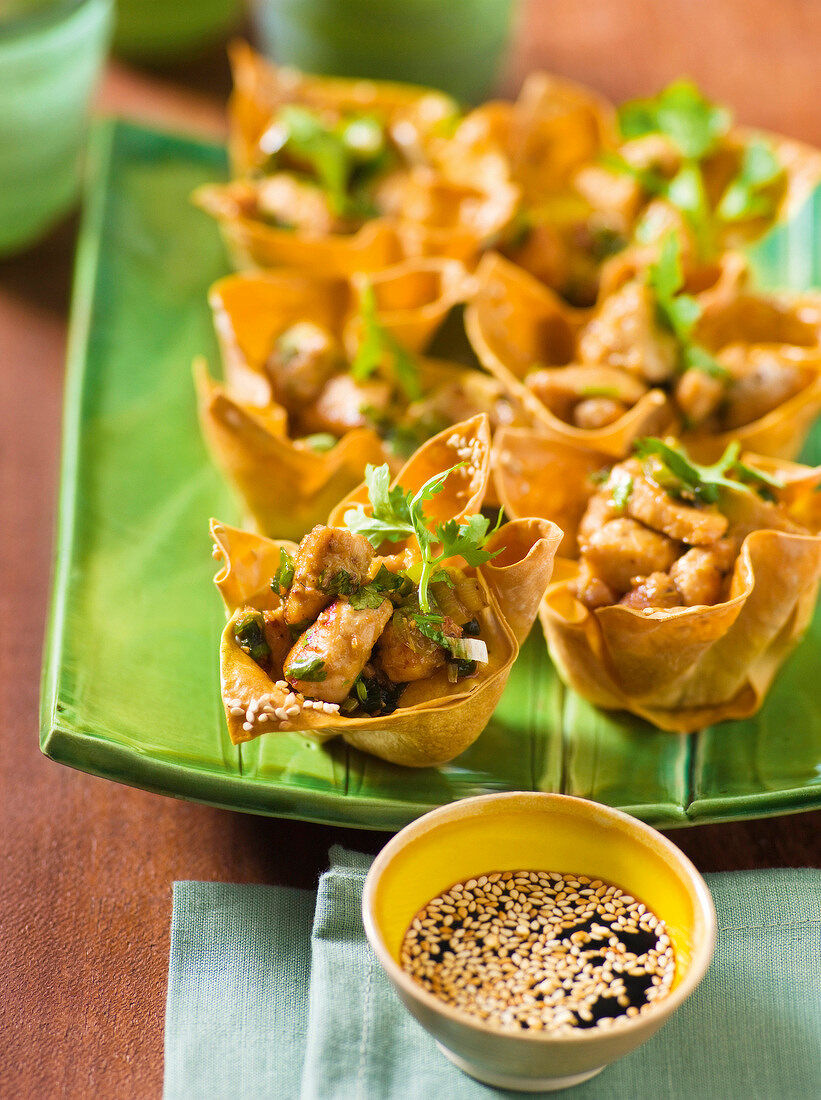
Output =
[
  {"x1": 196, "y1": 258, "x2": 474, "y2": 539},
  {"x1": 211, "y1": 415, "x2": 561, "y2": 766},
  {"x1": 493, "y1": 426, "x2": 821, "y2": 732}
]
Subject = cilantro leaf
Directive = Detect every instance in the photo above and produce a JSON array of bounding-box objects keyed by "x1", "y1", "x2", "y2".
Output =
[
  {"x1": 233, "y1": 611, "x2": 271, "y2": 664},
  {"x1": 647, "y1": 234, "x2": 696, "y2": 341},
  {"x1": 347, "y1": 565, "x2": 410, "y2": 609},
  {"x1": 717, "y1": 139, "x2": 783, "y2": 222},
  {"x1": 344, "y1": 463, "x2": 415, "y2": 545},
  {"x1": 261, "y1": 106, "x2": 390, "y2": 217},
  {"x1": 344, "y1": 461, "x2": 501, "y2": 614},
  {"x1": 683, "y1": 344, "x2": 730, "y2": 380},
  {"x1": 350, "y1": 283, "x2": 422, "y2": 401},
  {"x1": 634, "y1": 437, "x2": 784, "y2": 504},
  {"x1": 646, "y1": 234, "x2": 728, "y2": 379},
  {"x1": 618, "y1": 80, "x2": 731, "y2": 160},
  {"x1": 270, "y1": 547, "x2": 295, "y2": 596},
  {"x1": 286, "y1": 653, "x2": 327, "y2": 682},
  {"x1": 611, "y1": 473, "x2": 634, "y2": 513}
]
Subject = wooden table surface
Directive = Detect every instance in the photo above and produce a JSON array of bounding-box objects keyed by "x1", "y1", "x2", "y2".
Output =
[{"x1": 2, "y1": 3, "x2": 819, "y2": 1097}]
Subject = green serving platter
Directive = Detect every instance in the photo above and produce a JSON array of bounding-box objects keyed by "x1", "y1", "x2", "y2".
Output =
[{"x1": 40, "y1": 119, "x2": 821, "y2": 830}]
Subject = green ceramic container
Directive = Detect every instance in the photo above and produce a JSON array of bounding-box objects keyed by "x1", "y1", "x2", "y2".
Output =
[
  {"x1": 252, "y1": 0, "x2": 518, "y2": 104},
  {"x1": 39, "y1": 121, "x2": 821, "y2": 830},
  {"x1": 112, "y1": 0, "x2": 242, "y2": 61},
  {"x1": 0, "y1": 0, "x2": 112, "y2": 256}
]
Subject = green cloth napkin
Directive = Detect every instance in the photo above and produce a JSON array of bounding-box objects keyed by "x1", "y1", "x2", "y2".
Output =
[{"x1": 164, "y1": 849, "x2": 820, "y2": 1100}]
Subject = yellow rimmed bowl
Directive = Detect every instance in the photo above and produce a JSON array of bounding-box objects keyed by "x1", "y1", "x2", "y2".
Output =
[{"x1": 362, "y1": 792, "x2": 716, "y2": 1092}]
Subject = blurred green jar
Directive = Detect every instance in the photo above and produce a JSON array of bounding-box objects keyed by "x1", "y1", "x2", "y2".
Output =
[
  {"x1": 252, "y1": 0, "x2": 518, "y2": 104},
  {"x1": 0, "y1": 0, "x2": 112, "y2": 256},
  {"x1": 112, "y1": 0, "x2": 242, "y2": 61}
]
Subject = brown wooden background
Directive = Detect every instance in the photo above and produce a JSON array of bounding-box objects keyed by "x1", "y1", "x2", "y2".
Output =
[{"x1": 1, "y1": 2, "x2": 819, "y2": 1096}]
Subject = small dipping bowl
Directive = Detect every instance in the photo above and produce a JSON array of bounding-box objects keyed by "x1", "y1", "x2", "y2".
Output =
[{"x1": 362, "y1": 792, "x2": 716, "y2": 1092}]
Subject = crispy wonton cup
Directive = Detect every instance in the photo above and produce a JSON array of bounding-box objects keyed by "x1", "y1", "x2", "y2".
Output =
[
  {"x1": 683, "y1": 291, "x2": 821, "y2": 462},
  {"x1": 493, "y1": 426, "x2": 821, "y2": 732},
  {"x1": 211, "y1": 416, "x2": 562, "y2": 766},
  {"x1": 225, "y1": 40, "x2": 459, "y2": 178},
  {"x1": 465, "y1": 252, "x2": 675, "y2": 456},
  {"x1": 194, "y1": 260, "x2": 496, "y2": 539}
]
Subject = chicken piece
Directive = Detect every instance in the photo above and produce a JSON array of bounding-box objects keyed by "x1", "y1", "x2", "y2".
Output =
[
  {"x1": 577, "y1": 490, "x2": 617, "y2": 544},
  {"x1": 570, "y1": 560, "x2": 617, "y2": 610},
  {"x1": 262, "y1": 607, "x2": 295, "y2": 675},
  {"x1": 619, "y1": 459, "x2": 729, "y2": 545},
  {"x1": 619, "y1": 571, "x2": 682, "y2": 610},
  {"x1": 572, "y1": 396, "x2": 629, "y2": 429},
  {"x1": 670, "y1": 542, "x2": 737, "y2": 606},
  {"x1": 574, "y1": 164, "x2": 643, "y2": 226},
  {"x1": 256, "y1": 174, "x2": 353, "y2": 235},
  {"x1": 284, "y1": 597, "x2": 393, "y2": 703},
  {"x1": 578, "y1": 281, "x2": 679, "y2": 383},
  {"x1": 526, "y1": 364, "x2": 647, "y2": 424},
  {"x1": 619, "y1": 133, "x2": 682, "y2": 177},
  {"x1": 299, "y1": 373, "x2": 393, "y2": 436},
  {"x1": 265, "y1": 321, "x2": 344, "y2": 408},
  {"x1": 285, "y1": 525, "x2": 375, "y2": 625},
  {"x1": 674, "y1": 367, "x2": 727, "y2": 425},
  {"x1": 376, "y1": 614, "x2": 463, "y2": 683},
  {"x1": 581, "y1": 517, "x2": 679, "y2": 594},
  {"x1": 370, "y1": 548, "x2": 416, "y2": 577},
  {"x1": 719, "y1": 346, "x2": 807, "y2": 430}
]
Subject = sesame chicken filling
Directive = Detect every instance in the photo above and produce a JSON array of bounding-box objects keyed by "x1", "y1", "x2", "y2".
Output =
[
  {"x1": 263, "y1": 315, "x2": 516, "y2": 461},
  {"x1": 230, "y1": 460, "x2": 501, "y2": 726},
  {"x1": 570, "y1": 438, "x2": 788, "y2": 611}
]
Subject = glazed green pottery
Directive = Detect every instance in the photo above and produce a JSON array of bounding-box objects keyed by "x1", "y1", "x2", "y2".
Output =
[
  {"x1": 39, "y1": 120, "x2": 821, "y2": 830},
  {"x1": 0, "y1": 0, "x2": 112, "y2": 256},
  {"x1": 251, "y1": 0, "x2": 518, "y2": 104}
]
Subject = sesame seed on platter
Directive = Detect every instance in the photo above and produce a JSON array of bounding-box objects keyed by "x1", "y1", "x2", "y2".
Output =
[{"x1": 400, "y1": 870, "x2": 675, "y2": 1034}]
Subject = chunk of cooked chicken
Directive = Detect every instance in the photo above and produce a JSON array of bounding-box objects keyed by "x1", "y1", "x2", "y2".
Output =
[
  {"x1": 265, "y1": 321, "x2": 344, "y2": 408},
  {"x1": 262, "y1": 607, "x2": 294, "y2": 674},
  {"x1": 577, "y1": 490, "x2": 618, "y2": 544},
  {"x1": 376, "y1": 613, "x2": 463, "y2": 683},
  {"x1": 669, "y1": 542, "x2": 736, "y2": 606},
  {"x1": 719, "y1": 345, "x2": 807, "y2": 430},
  {"x1": 570, "y1": 560, "x2": 618, "y2": 610},
  {"x1": 284, "y1": 597, "x2": 393, "y2": 703},
  {"x1": 526, "y1": 364, "x2": 647, "y2": 424},
  {"x1": 256, "y1": 173, "x2": 353, "y2": 234},
  {"x1": 578, "y1": 281, "x2": 678, "y2": 383},
  {"x1": 285, "y1": 525, "x2": 375, "y2": 625},
  {"x1": 572, "y1": 396, "x2": 629, "y2": 429},
  {"x1": 580, "y1": 516, "x2": 679, "y2": 593},
  {"x1": 619, "y1": 571, "x2": 682, "y2": 610},
  {"x1": 574, "y1": 163, "x2": 643, "y2": 226},
  {"x1": 674, "y1": 367, "x2": 727, "y2": 425},
  {"x1": 618, "y1": 459, "x2": 729, "y2": 545},
  {"x1": 299, "y1": 373, "x2": 393, "y2": 436}
]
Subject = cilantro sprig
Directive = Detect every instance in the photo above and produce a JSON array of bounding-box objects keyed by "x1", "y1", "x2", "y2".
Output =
[
  {"x1": 343, "y1": 462, "x2": 501, "y2": 613},
  {"x1": 646, "y1": 235, "x2": 729, "y2": 380},
  {"x1": 613, "y1": 82, "x2": 782, "y2": 253},
  {"x1": 634, "y1": 437, "x2": 784, "y2": 504},
  {"x1": 350, "y1": 283, "x2": 422, "y2": 401},
  {"x1": 619, "y1": 80, "x2": 731, "y2": 160},
  {"x1": 259, "y1": 105, "x2": 390, "y2": 216},
  {"x1": 717, "y1": 139, "x2": 784, "y2": 223},
  {"x1": 270, "y1": 548, "x2": 295, "y2": 596}
]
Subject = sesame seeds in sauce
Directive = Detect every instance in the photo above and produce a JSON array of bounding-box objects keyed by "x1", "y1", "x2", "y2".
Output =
[{"x1": 400, "y1": 871, "x2": 675, "y2": 1033}]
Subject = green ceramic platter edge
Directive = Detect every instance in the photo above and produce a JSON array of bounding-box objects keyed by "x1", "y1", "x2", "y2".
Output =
[{"x1": 39, "y1": 119, "x2": 821, "y2": 830}]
